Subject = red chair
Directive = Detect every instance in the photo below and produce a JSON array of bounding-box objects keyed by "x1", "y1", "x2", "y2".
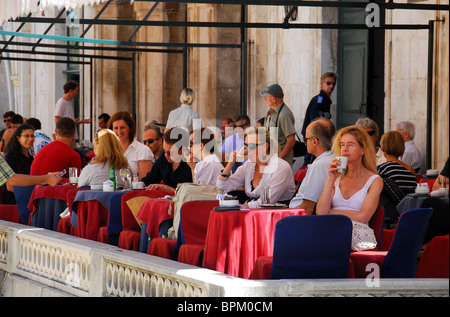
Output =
[
  {"x1": 57, "y1": 187, "x2": 89, "y2": 235},
  {"x1": 176, "y1": 200, "x2": 220, "y2": 266},
  {"x1": 368, "y1": 205, "x2": 385, "y2": 250},
  {"x1": 148, "y1": 238, "x2": 177, "y2": 259},
  {"x1": 0, "y1": 203, "x2": 20, "y2": 223},
  {"x1": 350, "y1": 207, "x2": 433, "y2": 278},
  {"x1": 148, "y1": 200, "x2": 219, "y2": 262},
  {"x1": 118, "y1": 189, "x2": 174, "y2": 251},
  {"x1": 293, "y1": 165, "x2": 307, "y2": 184},
  {"x1": 75, "y1": 200, "x2": 109, "y2": 241},
  {"x1": 0, "y1": 185, "x2": 21, "y2": 224},
  {"x1": 417, "y1": 235, "x2": 449, "y2": 278}
]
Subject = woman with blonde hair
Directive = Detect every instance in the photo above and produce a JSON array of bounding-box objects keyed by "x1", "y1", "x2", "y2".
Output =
[
  {"x1": 77, "y1": 129, "x2": 129, "y2": 187},
  {"x1": 165, "y1": 88, "x2": 200, "y2": 133},
  {"x1": 217, "y1": 126, "x2": 295, "y2": 208},
  {"x1": 317, "y1": 125, "x2": 383, "y2": 224}
]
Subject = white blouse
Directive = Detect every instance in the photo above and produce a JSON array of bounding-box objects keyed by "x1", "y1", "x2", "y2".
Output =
[
  {"x1": 216, "y1": 155, "x2": 296, "y2": 208},
  {"x1": 124, "y1": 138, "x2": 155, "y2": 180},
  {"x1": 193, "y1": 153, "x2": 223, "y2": 186}
]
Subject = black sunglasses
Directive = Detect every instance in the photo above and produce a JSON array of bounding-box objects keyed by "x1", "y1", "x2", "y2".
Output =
[
  {"x1": 143, "y1": 138, "x2": 160, "y2": 145},
  {"x1": 244, "y1": 142, "x2": 266, "y2": 150},
  {"x1": 3, "y1": 119, "x2": 11, "y2": 123},
  {"x1": 367, "y1": 130, "x2": 377, "y2": 136},
  {"x1": 326, "y1": 81, "x2": 336, "y2": 86}
]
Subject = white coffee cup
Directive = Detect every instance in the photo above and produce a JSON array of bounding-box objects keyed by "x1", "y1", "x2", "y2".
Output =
[
  {"x1": 132, "y1": 181, "x2": 145, "y2": 189},
  {"x1": 336, "y1": 156, "x2": 348, "y2": 173}
]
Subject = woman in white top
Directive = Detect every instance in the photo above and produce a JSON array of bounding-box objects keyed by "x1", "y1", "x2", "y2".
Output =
[
  {"x1": 185, "y1": 127, "x2": 223, "y2": 186},
  {"x1": 217, "y1": 126, "x2": 296, "y2": 208},
  {"x1": 78, "y1": 129, "x2": 128, "y2": 187},
  {"x1": 109, "y1": 111, "x2": 154, "y2": 180},
  {"x1": 316, "y1": 125, "x2": 383, "y2": 224},
  {"x1": 165, "y1": 88, "x2": 200, "y2": 133}
]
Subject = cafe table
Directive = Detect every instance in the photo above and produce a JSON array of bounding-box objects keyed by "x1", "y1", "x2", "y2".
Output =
[
  {"x1": 71, "y1": 189, "x2": 127, "y2": 244},
  {"x1": 202, "y1": 207, "x2": 306, "y2": 279},
  {"x1": 137, "y1": 198, "x2": 174, "y2": 253},
  {"x1": 27, "y1": 183, "x2": 77, "y2": 231},
  {"x1": 397, "y1": 193, "x2": 449, "y2": 215}
]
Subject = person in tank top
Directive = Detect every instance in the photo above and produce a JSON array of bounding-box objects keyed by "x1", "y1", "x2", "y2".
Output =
[{"x1": 316, "y1": 125, "x2": 383, "y2": 224}]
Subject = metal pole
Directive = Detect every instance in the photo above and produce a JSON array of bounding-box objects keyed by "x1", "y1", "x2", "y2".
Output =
[
  {"x1": 240, "y1": 5, "x2": 247, "y2": 115},
  {"x1": 426, "y1": 20, "x2": 434, "y2": 169}
]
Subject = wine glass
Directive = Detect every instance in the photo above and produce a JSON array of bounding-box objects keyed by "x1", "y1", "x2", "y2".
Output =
[{"x1": 120, "y1": 168, "x2": 132, "y2": 190}]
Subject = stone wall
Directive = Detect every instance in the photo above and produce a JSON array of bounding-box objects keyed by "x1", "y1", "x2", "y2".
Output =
[{"x1": 1, "y1": 220, "x2": 448, "y2": 297}]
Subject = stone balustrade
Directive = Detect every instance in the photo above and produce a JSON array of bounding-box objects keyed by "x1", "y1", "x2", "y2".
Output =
[{"x1": 1, "y1": 220, "x2": 448, "y2": 297}]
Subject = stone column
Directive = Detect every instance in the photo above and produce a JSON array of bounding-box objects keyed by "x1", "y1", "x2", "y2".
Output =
[
  {"x1": 93, "y1": 2, "x2": 134, "y2": 122},
  {"x1": 133, "y1": 2, "x2": 185, "y2": 136},
  {"x1": 187, "y1": 4, "x2": 241, "y2": 128}
]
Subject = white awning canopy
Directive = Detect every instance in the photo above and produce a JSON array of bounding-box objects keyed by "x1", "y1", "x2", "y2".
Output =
[{"x1": 0, "y1": 0, "x2": 117, "y2": 25}]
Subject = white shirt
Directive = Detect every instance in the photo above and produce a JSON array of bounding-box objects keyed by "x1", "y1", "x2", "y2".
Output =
[
  {"x1": 54, "y1": 97, "x2": 78, "y2": 138},
  {"x1": 124, "y1": 138, "x2": 155, "y2": 180},
  {"x1": 78, "y1": 160, "x2": 124, "y2": 187},
  {"x1": 216, "y1": 155, "x2": 296, "y2": 208},
  {"x1": 54, "y1": 97, "x2": 74, "y2": 119},
  {"x1": 289, "y1": 151, "x2": 334, "y2": 208},
  {"x1": 33, "y1": 129, "x2": 51, "y2": 154},
  {"x1": 400, "y1": 140, "x2": 422, "y2": 171},
  {"x1": 193, "y1": 153, "x2": 223, "y2": 186},
  {"x1": 165, "y1": 104, "x2": 200, "y2": 132}
]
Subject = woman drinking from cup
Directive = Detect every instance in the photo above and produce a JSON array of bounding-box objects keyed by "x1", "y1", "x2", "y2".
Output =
[
  {"x1": 108, "y1": 111, "x2": 154, "y2": 180},
  {"x1": 3, "y1": 124, "x2": 35, "y2": 204},
  {"x1": 316, "y1": 126, "x2": 383, "y2": 250},
  {"x1": 217, "y1": 126, "x2": 295, "y2": 208},
  {"x1": 77, "y1": 129, "x2": 128, "y2": 188}
]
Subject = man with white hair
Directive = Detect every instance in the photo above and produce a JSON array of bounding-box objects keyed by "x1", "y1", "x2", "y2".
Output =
[{"x1": 396, "y1": 121, "x2": 422, "y2": 173}]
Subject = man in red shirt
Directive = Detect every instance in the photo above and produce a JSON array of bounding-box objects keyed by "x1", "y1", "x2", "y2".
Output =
[{"x1": 30, "y1": 117, "x2": 81, "y2": 178}]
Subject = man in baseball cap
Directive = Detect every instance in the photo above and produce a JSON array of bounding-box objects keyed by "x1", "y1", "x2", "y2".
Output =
[
  {"x1": 260, "y1": 83, "x2": 284, "y2": 98},
  {"x1": 261, "y1": 83, "x2": 296, "y2": 165}
]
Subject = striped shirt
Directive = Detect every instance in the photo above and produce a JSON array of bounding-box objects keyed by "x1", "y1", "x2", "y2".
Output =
[
  {"x1": 377, "y1": 161, "x2": 417, "y2": 192},
  {"x1": 0, "y1": 154, "x2": 16, "y2": 187}
]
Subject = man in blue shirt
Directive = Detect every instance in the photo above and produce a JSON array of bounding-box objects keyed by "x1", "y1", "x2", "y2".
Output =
[{"x1": 301, "y1": 72, "x2": 337, "y2": 165}]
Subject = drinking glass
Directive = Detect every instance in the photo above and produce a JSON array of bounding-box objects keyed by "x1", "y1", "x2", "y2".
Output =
[
  {"x1": 69, "y1": 167, "x2": 78, "y2": 184},
  {"x1": 120, "y1": 168, "x2": 132, "y2": 190},
  {"x1": 261, "y1": 186, "x2": 271, "y2": 205}
]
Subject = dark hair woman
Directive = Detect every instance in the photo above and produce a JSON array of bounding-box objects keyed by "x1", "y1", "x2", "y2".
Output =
[{"x1": 2, "y1": 124, "x2": 35, "y2": 204}]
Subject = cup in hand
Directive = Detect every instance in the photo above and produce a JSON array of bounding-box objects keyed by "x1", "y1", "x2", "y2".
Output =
[
  {"x1": 69, "y1": 167, "x2": 78, "y2": 184},
  {"x1": 261, "y1": 185, "x2": 271, "y2": 205},
  {"x1": 336, "y1": 156, "x2": 348, "y2": 173}
]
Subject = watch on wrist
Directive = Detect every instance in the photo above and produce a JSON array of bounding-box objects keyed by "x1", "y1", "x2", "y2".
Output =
[{"x1": 220, "y1": 169, "x2": 231, "y2": 178}]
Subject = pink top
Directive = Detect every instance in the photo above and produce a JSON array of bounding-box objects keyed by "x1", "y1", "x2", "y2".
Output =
[{"x1": 332, "y1": 174, "x2": 380, "y2": 212}]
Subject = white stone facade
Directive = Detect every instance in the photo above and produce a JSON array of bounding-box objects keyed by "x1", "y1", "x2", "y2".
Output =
[{"x1": 0, "y1": 1, "x2": 448, "y2": 168}]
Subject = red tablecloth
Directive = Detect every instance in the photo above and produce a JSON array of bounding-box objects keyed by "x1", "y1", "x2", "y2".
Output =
[
  {"x1": 202, "y1": 208, "x2": 306, "y2": 279},
  {"x1": 27, "y1": 184, "x2": 77, "y2": 213},
  {"x1": 137, "y1": 198, "x2": 174, "y2": 238}
]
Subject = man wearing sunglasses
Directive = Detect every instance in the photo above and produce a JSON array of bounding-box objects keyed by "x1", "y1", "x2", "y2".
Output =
[
  {"x1": 142, "y1": 126, "x2": 163, "y2": 159},
  {"x1": 301, "y1": 72, "x2": 337, "y2": 165}
]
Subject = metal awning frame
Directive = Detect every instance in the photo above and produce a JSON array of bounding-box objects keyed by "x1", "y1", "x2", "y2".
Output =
[{"x1": 0, "y1": 0, "x2": 448, "y2": 168}]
